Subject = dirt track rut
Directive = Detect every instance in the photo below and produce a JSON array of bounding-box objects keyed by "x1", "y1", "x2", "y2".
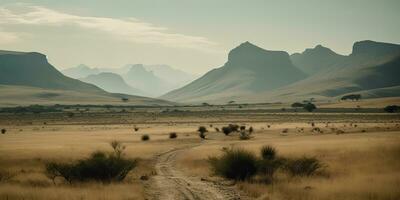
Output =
[{"x1": 144, "y1": 145, "x2": 244, "y2": 200}]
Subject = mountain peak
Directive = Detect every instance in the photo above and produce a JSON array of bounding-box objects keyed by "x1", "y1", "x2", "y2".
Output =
[
  {"x1": 228, "y1": 41, "x2": 290, "y2": 67},
  {"x1": 351, "y1": 40, "x2": 400, "y2": 57}
]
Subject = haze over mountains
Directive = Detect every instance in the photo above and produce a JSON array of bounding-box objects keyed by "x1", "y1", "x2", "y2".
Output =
[
  {"x1": 1, "y1": 40, "x2": 399, "y2": 106},
  {"x1": 0, "y1": 50, "x2": 172, "y2": 106},
  {"x1": 162, "y1": 40, "x2": 400, "y2": 103},
  {"x1": 62, "y1": 63, "x2": 198, "y2": 97}
]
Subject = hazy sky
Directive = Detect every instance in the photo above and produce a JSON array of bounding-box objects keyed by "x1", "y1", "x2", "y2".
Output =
[{"x1": 0, "y1": 0, "x2": 399, "y2": 74}]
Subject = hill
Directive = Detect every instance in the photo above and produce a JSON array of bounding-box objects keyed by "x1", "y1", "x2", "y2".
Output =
[
  {"x1": 123, "y1": 64, "x2": 170, "y2": 97},
  {"x1": 290, "y1": 45, "x2": 346, "y2": 75},
  {"x1": 79, "y1": 72, "x2": 146, "y2": 96},
  {"x1": 161, "y1": 41, "x2": 307, "y2": 103},
  {"x1": 0, "y1": 50, "x2": 173, "y2": 106}
]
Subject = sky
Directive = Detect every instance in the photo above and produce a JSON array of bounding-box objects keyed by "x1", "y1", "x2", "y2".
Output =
[{"x1": 0, "y1": 0, "x2": 399, "y2": 74}]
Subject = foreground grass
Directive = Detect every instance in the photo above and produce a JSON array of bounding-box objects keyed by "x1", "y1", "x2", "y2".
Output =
[{"x1": 178, "y1": 130, "x2": 400, "y2": 200}]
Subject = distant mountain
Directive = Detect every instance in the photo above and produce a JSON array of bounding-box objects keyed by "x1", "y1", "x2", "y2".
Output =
[
  {"x1": 62, "y1": 64, "x2": 100, "y2": 79},
  {"x1": 79, "y1": 72, "x2": 146, "y2": 96},
  {"x1": 123, "y1": 64, "x2": 169, "y2": 97},
  {"x1": 161, "y1": 40, "x2": 400, "y2": 103},
  {"x1": 290, "y1": 45, "x2": 346, "y2": 75},
  {"x1": 241, "y1": 40, "x2": 400, "y2": 102},
  {"x1": 161, "y1": 42, "x2": 307, "y2": 103},
  {"x1": 61, "y1": 64, "x2": 197, "y2": 97},
  {"x1": 0, "y1": 51, "x2": 104, "y2": 94},
  {"x1": 142, "y1": 64, "x2": 198, "y2": 88},
  {"x1": 0, "y1": 50, "x2": 174, "y2": 106}
]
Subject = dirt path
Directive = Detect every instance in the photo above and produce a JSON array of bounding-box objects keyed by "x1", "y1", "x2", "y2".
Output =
[{"x1": 144, "y1": 145, "x2": 244, "y2": 200}]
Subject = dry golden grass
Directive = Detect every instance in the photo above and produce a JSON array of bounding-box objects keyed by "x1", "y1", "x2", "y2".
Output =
[
  {"x1": 176, "y1": 126, "x2": 400, "y2": 200},
  {"x1": 0, "y1": 110, "x2": 399, "y2": 200}
]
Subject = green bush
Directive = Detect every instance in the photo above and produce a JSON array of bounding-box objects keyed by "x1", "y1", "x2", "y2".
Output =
[
  {"x1": 208, "y1": 148, "x2": 258, "y2": 181},
  {"x1": 284, "y1": 156, "x2": 322, "y2": 176},
  {"x1": 45, "y1": 149, "x2": 137, "y2": 184},
  {"x1": 141, "y1": 134, "x2": 150, "y2": 141}
]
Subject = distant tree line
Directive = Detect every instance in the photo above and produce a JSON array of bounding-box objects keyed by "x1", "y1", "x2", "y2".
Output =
[{"x1": 341, "y1": 94, "x2": 361, "y2": 101}]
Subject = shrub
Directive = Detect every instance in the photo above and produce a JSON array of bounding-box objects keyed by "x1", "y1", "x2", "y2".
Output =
[
  {"x1": 169, "y1": 132, "x2": 177, "y2": 139},
  {"x1": 198, "y1": 126, "x2": 208, "y2": 139},
  {"x1": 260, "y1": 145, "x2": 276, "y2": 160},
  {"x1": 208, "y1": 148, "x2": 258, "y2": 181},
  {"x1": 229, "y1": 124, "x2": 239, "y2": 132},
  {"x1": 240, "y1": 126, "x2": 246, "y2": 131},
  {"x1": 284, "y1": 156, "x2": 322, "y2": 176},
  {"x1": 257, "y1": 159, "x2": 282, "y2": 179},
  {"x1": 0, "y1": 170, "x2": 14, "y2": 182},
  {"x1": 45, "y1": 143, "x2": 137, "y2": 184},
  {"x1": 1, "y1": 129, "x2": 6, "y2": 134},
  {"x1": 249, "y1": 127, "x2": 254, "y2": 134},
  {"x1": 134, "y1": 127, "x2": 139, "y2": 132},
  {"x1": 291, "y1": 102, "x2": 304, "y2": 108},
  {"x1": 141, "y1": 134, "x2": 150, "y2": 141},
  {"x1": 222, "y1": 126, "x2": 233, "y2": 135},
  {"x1": 215, "y1": 127, "x2": 220, "y2": 132},
  {"x1": 384, "y1": 105, "x2": 399, "y2": 113},
  {"x1": 303, "y1": 103, "x2": 317, "y2": 112},
  {"x1": 239, "y1": 131, "x2": 251, "y2": 140}
]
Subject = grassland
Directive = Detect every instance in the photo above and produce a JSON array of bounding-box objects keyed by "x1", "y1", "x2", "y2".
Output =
[{"x1": 0, "y1": 105, "x2": 399, "y2": 200}]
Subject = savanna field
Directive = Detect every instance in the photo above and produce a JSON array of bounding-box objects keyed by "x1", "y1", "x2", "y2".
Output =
[{"x1": 0, "y1": 103, "x2": 399, "y2": 200}]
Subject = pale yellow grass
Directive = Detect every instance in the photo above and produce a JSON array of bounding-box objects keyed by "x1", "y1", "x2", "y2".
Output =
[
  {"x1": 0, "y1": 124, "x2": 200, "y2": 200},
  {"x1": 177, "y1": 125, "x2": 400, "y2": 200}
]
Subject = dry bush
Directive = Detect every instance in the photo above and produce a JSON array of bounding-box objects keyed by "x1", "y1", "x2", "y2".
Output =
[
  {"x1": 169, "y1": 132, "x2": 177, "y2": 139},
  {"x1": 198, "y1": 126, "x2": 208, "y2": 139},
  {"x1": 208, "y1": 148, "x2": 258, "y2": 181},
  {"x1": 141, "y1": 134, "x2": 150, "y2": 141},
  {"x1": 283, "y1": 156, "x2": 323, "y2": 177},
  {"x1": 222, "y1": 126, "x2": 233, "y2": 135},
  {"x1": 45, "y1": 141, "x2": 137, "y2": 184}
]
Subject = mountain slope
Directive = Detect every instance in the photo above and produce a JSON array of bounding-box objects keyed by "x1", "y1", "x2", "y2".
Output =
[
  {"x1": 161, "y1": 42, "x2": 307, "y2": 103},
  {"x1": 79, "y1": 72, "x2": 146, "y2": 96},
  {"x1": 0, "y1": 51, "x2": 104, "y2": 94},
  {"x1": 143, "y1": 64, "x2": 198, "y2": 88},
  {"x1": 290, "y1": 45, "x2": 346, "y2": 75},
  {"x1": 241, "y1": 40, "x2": 400, "y2": 102},
  {"x1": 124, "y1": 64, "x2": 169, "y2": 97},
  {"x1": 0, "y1": 50, "x2": 174, "y2": 106}
]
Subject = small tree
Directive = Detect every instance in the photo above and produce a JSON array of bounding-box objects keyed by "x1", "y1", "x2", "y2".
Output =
[
  {"x1": 303, "y1": 103, "x2": 317, "y2": 112},
  {"x1": 198, "y1": 126, "x2": 208, "y2": 139}
]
